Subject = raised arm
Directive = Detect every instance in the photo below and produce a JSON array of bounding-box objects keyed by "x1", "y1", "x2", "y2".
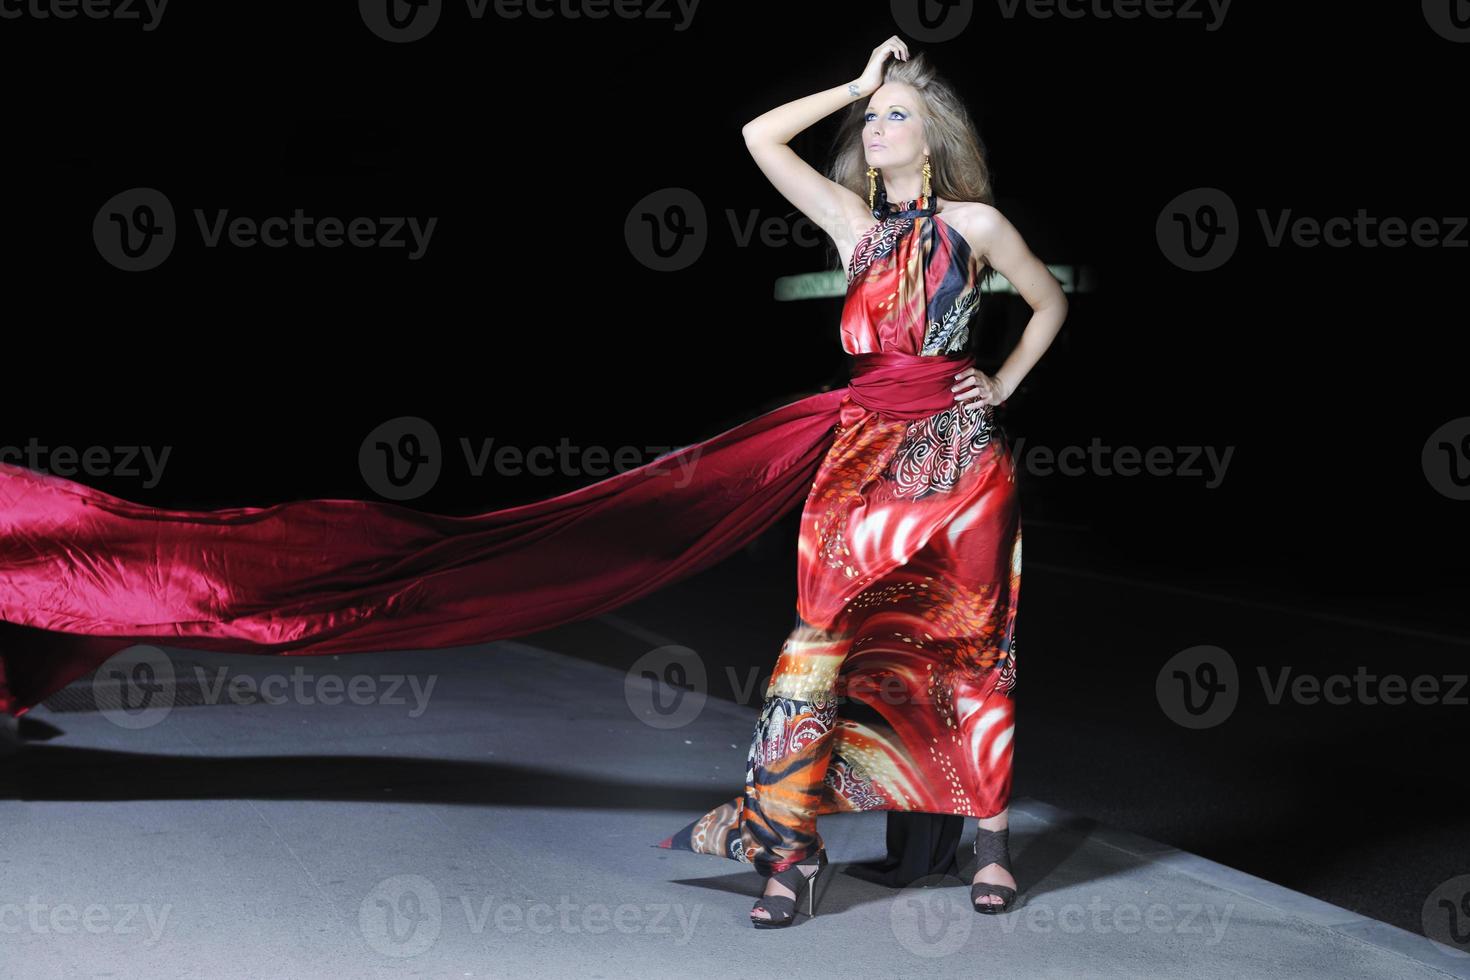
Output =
[{"x1": 740, "y1": 37, "x2": 911, "y2": 257}]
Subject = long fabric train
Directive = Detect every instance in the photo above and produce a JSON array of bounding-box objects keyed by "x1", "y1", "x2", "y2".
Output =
[{"x1": 0, "y1": 351, "x2": 967, "y2": 718}]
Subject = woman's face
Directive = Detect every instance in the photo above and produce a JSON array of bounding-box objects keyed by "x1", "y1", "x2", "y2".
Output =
[{"x1": 863, "y1": 82, "x2": 927, "y2": 169}]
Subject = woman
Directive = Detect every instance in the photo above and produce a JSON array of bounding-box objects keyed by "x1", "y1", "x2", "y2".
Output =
[
  {"x1": 654, "y1": 38, "x2": 1068, "y2": 927},
  {"x1": 0, "y1": 34, "x2": 1064, "y2": 936}
]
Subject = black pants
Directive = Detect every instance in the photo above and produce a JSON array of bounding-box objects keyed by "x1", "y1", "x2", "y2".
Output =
[{"x1": 844, "y1": 811, "x2": 966, "y2": 887}]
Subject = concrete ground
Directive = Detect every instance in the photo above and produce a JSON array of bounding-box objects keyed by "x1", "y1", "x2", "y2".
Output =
[{"x1": 2, "y1": 634, "x2": 1467, "y2": 979}]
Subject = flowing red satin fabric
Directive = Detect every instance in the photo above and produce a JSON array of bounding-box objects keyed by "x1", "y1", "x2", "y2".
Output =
[{"x1": 0, "y1": 350, "x2": 972, "y2": 718}]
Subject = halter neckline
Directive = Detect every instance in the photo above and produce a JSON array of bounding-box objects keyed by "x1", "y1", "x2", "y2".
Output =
[{"x1": 877, "y1": 193, "x2": 938, "y2": 221}]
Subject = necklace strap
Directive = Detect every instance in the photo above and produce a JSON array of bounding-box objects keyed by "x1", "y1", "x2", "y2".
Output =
[{"x1": 875, "y1": 191, "x2": 937, "y2": 221}]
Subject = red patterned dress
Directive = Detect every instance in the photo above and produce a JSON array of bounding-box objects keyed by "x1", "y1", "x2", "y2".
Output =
[{"x1": 657, "y1": 195, "x2": 1023, "y2": 877}]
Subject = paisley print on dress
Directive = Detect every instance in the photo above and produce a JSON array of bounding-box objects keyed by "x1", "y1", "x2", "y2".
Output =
[{"x1": 658, "y1": 197, "x2": 1021, "y2": 874}]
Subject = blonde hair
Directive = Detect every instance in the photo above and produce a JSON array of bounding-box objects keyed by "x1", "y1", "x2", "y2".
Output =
[{"x1": 823, "y1": 49, "x2": 996, "y2": 287}]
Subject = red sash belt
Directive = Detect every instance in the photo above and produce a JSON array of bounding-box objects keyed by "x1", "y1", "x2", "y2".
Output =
[{"x1": 846, "y1": 350, "x2": 974, "y2": 419}]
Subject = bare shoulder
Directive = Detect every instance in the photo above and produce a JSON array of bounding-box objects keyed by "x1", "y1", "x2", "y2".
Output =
[
  {"x1": 945, "y1": 201, "x2": 1065, "y2": 312},
  {"x1": 940, "y1": 200, "x2": 1009, "y2": 256}
]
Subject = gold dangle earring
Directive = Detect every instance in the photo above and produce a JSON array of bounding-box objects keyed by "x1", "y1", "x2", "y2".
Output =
[
  {"x1": 922, "y1": 155, "x2": 932, "y2": 204},
  {"x1": 866, "y1": 166, "x2": 878, "y2": 212}
]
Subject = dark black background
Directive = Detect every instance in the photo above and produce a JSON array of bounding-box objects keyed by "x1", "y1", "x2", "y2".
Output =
[
  {"x1": 4, "y1": 2, "x2": 1465, "y2": 615},
  {"x1": 3, "y1": 0, "x2": 1466, "y2": 937}
]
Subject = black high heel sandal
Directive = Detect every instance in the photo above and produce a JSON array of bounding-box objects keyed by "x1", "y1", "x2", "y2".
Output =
[
  {"x1": 749, "y1": 849, "x2": 829, "y2": 929},
  {"x1": 968, "y1": 825, "x2": 1018, "y2": 914}
]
